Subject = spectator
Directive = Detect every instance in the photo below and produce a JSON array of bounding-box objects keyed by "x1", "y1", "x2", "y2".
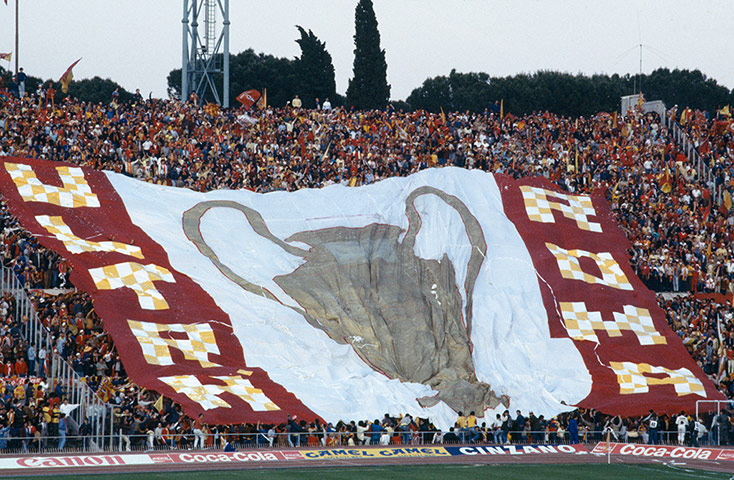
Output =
[
  {"x1": 676, "y1": 411, "x2": 689, "y2": 445},
  {"x1": 369, "y1": 419, "x2": 385, "y2": 445},
  {"x1": 512, "y1": 410, "x2": 525, "y2": 443},
  {"x1": 442, "y1": 426, "x2": 459, "y2": 444},
  {"x1": 58, "y1": 413, "x2": 67, "y2": 450},
  {"x1": 15, "y1": 68, "x2": 26, "y2": 98}
]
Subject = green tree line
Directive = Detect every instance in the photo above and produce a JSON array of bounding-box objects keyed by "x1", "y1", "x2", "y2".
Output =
[
  {"x1": 166, "y1": 0, "x2": 388, "y2": 110},
  {"x1": 1, "y1": 66, "x2": 135, "y2": 105},
  {"x1": 166, "y1": 27, "x2": 343, "y2": 109},
  {"x1": 3, "y1": 0, "x2": 732, "y2": 116},
  {"x1": 4, "y1": 58, "x2": 732, "y2": 117},
  {"x1": 406, "y1": 68, "x2": 734, "y2": 116}
]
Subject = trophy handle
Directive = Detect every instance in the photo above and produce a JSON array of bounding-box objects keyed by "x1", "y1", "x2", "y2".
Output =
[
  {"x1": 183, "y1": 200, "x2": 309, "y2": 303},
  {"x1": 402, "y1": 186, "x2": 487, "y2": 337}
]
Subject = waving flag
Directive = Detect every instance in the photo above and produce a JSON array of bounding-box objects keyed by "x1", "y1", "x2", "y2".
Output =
[
  {"x1": 235, "y1": 89, "x2": 261, "y2": 109},
  {"x1": 256, "y1": 88, "x2": 267, "y2": 109},
  {"x1": 0, "y1": 53, "x2": 11, "y2": 61},
  {"x1": 59, "y1": 58, "x2": 81, "y2": 94},
  {"x1": 0, "y1": 158, "x2": 722, "y2": 427},
  {"x1": 203, "y1": 103, "x2": 220, "y2": 117}
]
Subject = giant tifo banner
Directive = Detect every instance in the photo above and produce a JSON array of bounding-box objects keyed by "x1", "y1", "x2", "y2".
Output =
[{"x1": 0, "y1": 158, "x2": 723, "y2": 427}]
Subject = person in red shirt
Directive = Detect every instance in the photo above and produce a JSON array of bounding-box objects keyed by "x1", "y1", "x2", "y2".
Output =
[
  {"x1": 14, "y1": 357, "x2": 28, "y2": 377},
  {"x1": 48, "y1": 393, "x2": 61, "y2": 409},
  {"x1": 193, "y1": 414, "x2": 205, "y2": 449}
]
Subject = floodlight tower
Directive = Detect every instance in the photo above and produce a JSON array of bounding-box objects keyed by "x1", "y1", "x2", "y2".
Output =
[{"x1": 181, "y1": 0, "x2": 230, "y2": 107}]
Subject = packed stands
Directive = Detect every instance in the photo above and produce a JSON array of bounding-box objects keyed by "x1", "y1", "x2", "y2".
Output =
[{"x1": 0, "y1": 88, "x2": 733, "y2": 451}]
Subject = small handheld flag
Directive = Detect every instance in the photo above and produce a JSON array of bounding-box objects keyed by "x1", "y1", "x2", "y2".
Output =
[{"x1": 59, "y1": 58, "x2": 82, "y2": 94}]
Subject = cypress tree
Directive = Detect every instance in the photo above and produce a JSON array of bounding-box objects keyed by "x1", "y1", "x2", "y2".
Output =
[
  {"x1": 295, "y1": 26, "x2": 337, "y2": 109},
  {"x1": 346, "y1": 0, "x2": 390, "y2": 109}
]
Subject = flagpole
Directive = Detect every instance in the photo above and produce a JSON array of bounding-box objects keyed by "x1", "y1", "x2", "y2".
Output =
[{"x1": 14, "y1": 0, "x2": 18, "y2": 75}]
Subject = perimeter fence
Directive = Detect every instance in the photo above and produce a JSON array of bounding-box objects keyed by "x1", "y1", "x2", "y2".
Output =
[
  {"x1": 1, "y1": 266, "x2": 116, "y2": 451},
  {"x1": 0, "y1": 428, "x2": 727, "y2": 455}
]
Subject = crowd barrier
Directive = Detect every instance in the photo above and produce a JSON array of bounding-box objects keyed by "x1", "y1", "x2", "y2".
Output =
[
  {"x1": 0, "y1": 266, "x2": 116, "y2": 450},
  {"x1": 1, "y1": 113, "x2": 730, "y2": 458},
  {"x1": 0, "y1": 429, "x2": 727, "y2": 455},
  {"x1": 664, "y1": 113, "x2": 723, "y2": 205}
]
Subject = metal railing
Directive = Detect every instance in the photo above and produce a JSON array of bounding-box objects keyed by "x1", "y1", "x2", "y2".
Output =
[
  {"x1": 0, "y1": 429, "x2": 725, "y2": 455},
  {"x1": 0, "y1": 265, "x2": 115, "y2": 450},
  {"x1": 664, "y1": 113, "x2": 723, "y2": 205}
]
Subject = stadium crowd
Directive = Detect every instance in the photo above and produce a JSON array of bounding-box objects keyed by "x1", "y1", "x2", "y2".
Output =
[{"x1": 0, "y1": 87, "x2": 734, "y2": 451}]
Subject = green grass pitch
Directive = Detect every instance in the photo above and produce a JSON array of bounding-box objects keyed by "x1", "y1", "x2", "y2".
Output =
[{"x1": 42, "y1": 463, "x2": 733, "y2": 479}]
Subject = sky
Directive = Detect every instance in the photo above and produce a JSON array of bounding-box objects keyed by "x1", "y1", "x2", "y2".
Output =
[{"x1": 0, "y1": 0, "x2": 732, "y2": 102}]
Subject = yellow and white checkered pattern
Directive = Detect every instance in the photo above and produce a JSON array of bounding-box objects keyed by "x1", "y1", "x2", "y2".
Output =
[
  {"x1": 560, "y1": 302, "x2": 666, "y2": 345},
  {"x1": 36, "y1": 215, "x2": 143, "y2": 258},
  {"x1": 127, "y1": 320, "x2": 221, "y2": 368},
  {"x1": 89, "y1": 262, "x2": 175, "y2": 310},
  {"x1": 521, "y1": 186, "x2": 601, "y2": 232},
  {"x1": 612, "y1": 305, "x2": 666, "y2": 345},
  {"x1": 5, "y1": 163, "x2": 100, "y2": 208},
  {"x1": 546, "y1": 243, "x2": 633, "y2": 290},
  {"x1": 159, "y1": 374, "x2": 280, "y2": 411},
  {"x1": 609, "y1": 361, "x2": 706, "y2": 397}
]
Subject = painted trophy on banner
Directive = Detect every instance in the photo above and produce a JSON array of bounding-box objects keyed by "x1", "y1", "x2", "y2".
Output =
[{"x1": 184, "y1": 186, "x2": 509, "y2": 414}]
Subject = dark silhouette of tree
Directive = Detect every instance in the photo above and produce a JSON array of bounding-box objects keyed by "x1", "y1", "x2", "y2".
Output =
[
  {"x1": 167, "y1": 49, "x2": 298, "y2": 107},
  {"x1": 65, "y1": 77, "x2": 134, "y2": 104},
  {"x1": 0, "y1": 66, "x2": 43, "y2": 100},
  {"x1": 294, "y1": 26, "x2": 337, "y2": 109},
  {"x1": 407, "y1": 68, "x2": 734, "y2": 116},
  {"x1": 346, "y1": 0, "x2": 390, "y2": 109},
  {"x1": 0, "y1": 66, "x2": 133, "y2": 104}
]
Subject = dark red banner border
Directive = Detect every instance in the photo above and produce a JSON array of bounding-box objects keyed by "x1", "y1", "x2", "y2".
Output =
[
  {"x1": 0, "y1": 157, "x2": 318, "y2": 423},
  {"x1": 494, "y1": 174, "x2": 723, "y2": 416}
]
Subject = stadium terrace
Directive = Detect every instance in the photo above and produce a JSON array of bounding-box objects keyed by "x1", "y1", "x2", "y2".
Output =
[{"x1": 0, "y1": 88, "x2": 733, "y2": 454}]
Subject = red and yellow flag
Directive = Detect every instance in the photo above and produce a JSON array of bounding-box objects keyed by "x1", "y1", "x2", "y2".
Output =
[
  {"x1": 236, "y1": 89, "x2": 261, "y2": 109},
  {"x1": 720, "y1": 190, "x2": 732, "y2": 216},
  {"x1": 154, "y1": 394, "x2": 164, "y2": 413},
  {"x1": 660, "y1": 167, "x2": 672, "y2": 194},
  {"x1": 204, "y1": 103, "x2": 220, "y2": 117},
  {"x1": 59, "y1": 58, "x2": 81, "y2": 94},
  {"x1": 256, "y1": 88, "x2": 267, "y2": 109}
]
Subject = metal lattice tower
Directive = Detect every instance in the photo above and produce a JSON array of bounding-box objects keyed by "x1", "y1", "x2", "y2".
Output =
[{"x1": 181, "y1": 0, "x2": 230, "y2": 107}]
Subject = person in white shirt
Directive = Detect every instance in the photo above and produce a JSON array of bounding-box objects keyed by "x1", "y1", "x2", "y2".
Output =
[
  {"x1": 675, "y1": 412, "x2": 689, "y2": 445},
  {"x1": 37, "y1": 346, "x2": 47, "y2": 376},
  {"x1": 267, "y1": 425, "x2": 276, "y2": 447},
  {"x1": 356, "y1": 420, "x2": 368, "y2": 445},
  {"x1": 154, "y1": 423, "x2": 164, "y2": 448},
  {"x1": 691, "y1": 418, "x2": 706, "y2": 447}
]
